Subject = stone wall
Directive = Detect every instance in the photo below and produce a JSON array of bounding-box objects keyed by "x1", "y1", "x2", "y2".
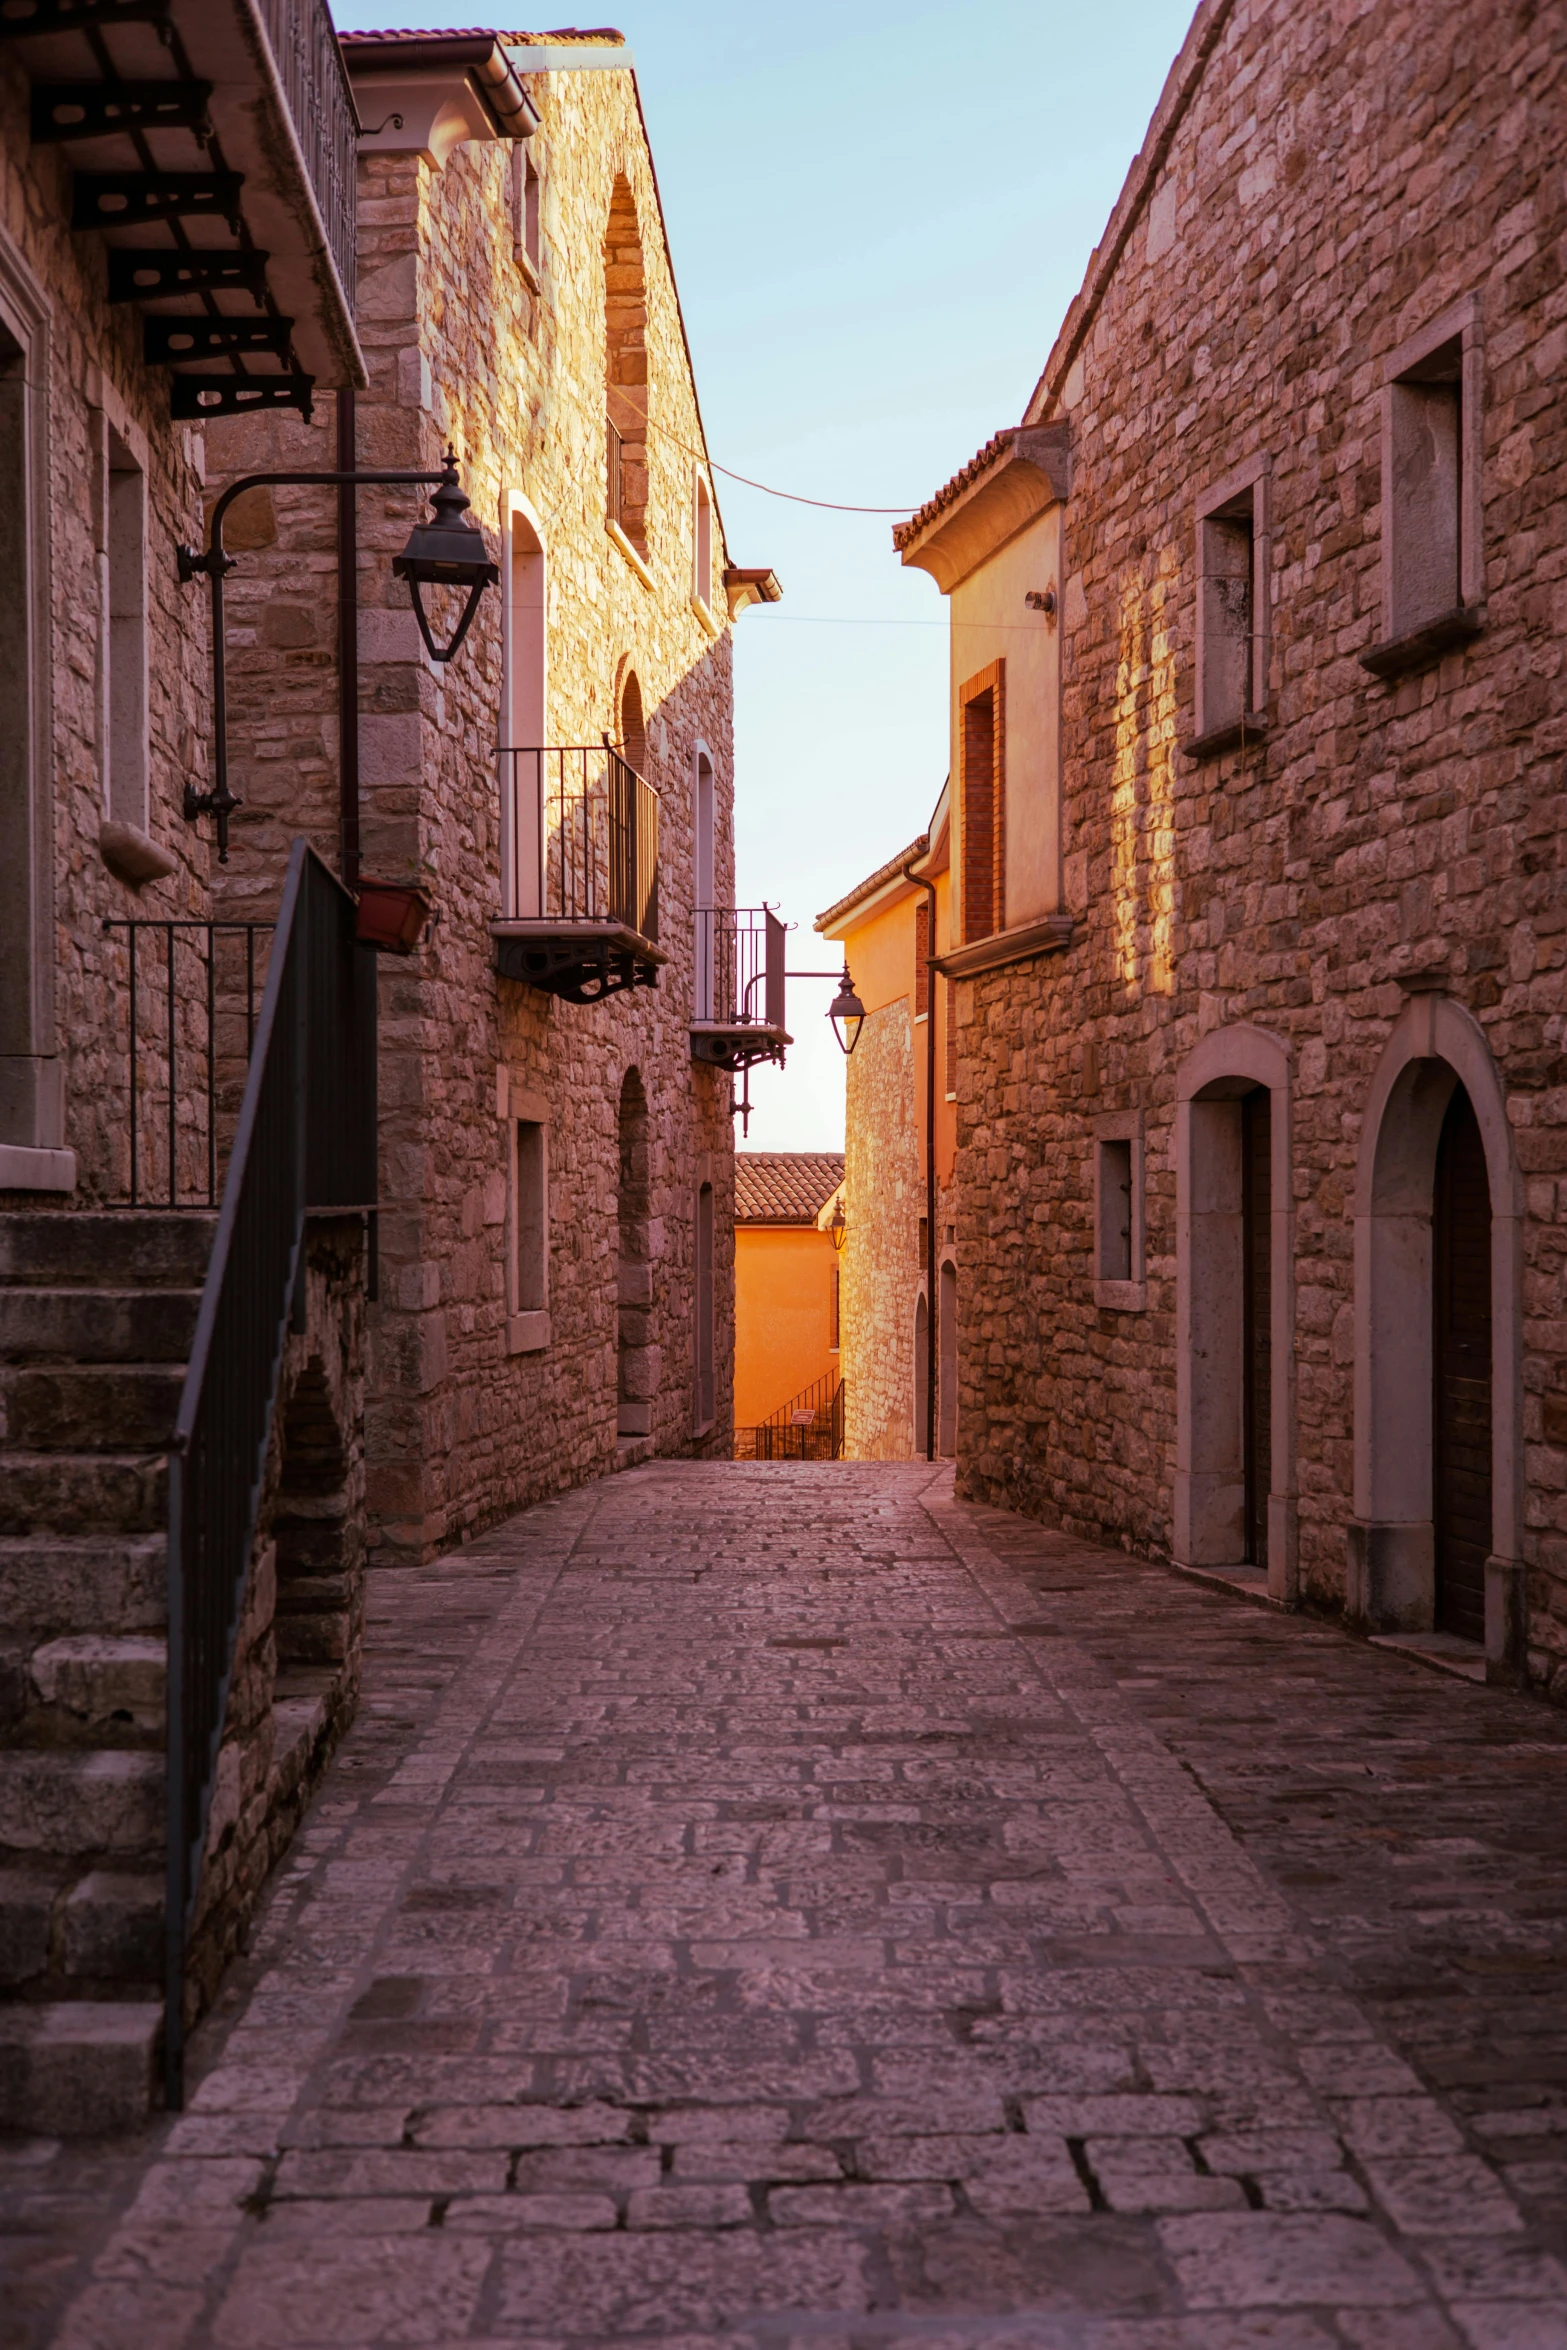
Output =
[
  {"x1": 0, "y1": 54, "x2": 215, "y2": 1201},
  {"x1": 207, "y1": 57, "x2": 740, "y2": 1561},
  {"x1": 843, "y1": 1001, "x2": 920, "y2": 1459},
  {"x1": 186, "y1": 1218, "x2": 367, "y2": 2017},
  {"x1": 946, "y1": 0, "x2": 1567, "y2": 1684}
]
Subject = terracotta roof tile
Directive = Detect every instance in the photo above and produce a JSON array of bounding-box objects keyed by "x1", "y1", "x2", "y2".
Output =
[
  {"x1": 339, "y1": 26, "x2": 625, "y2": 45},
  {"x1": 892, "y1": 428, "x2": 1017, "y2": 552},
  {"x1": 815, "y1": 835, "x2": 929, "y2": 934},
  {"x1": 734, "y1": 1153, "x2": 845, "y2": 1225}
]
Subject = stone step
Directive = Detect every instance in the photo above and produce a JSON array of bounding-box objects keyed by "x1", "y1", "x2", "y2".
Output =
[
  {"x1": 0, "y1": 1866, "x2": 162, "y2": 1988},
  {"x1": 0, "y1": 1998, "x2": 160, "y2": 2133},
  {"x1": 0, "y1": 1748, "x2": 163, "y2": 1858},
  {"x1": 26, "y1": 1634, "x2": 166, "y2": 1736},
  {"x1": 0, "y1": 1534, "x2": 165, "y2": 1640},
  {"x1": 0, "y1": 1212, "x2": 215, "y2": 1291},
  {"x1": 0, "y1": 1449, "x2": 167, "y2": 1536},
  {"x1": 0, "y1": 1362, "x2": 186, "y2": 1452},
  {"x1": 0, "y1": 1285, "x2": 200, "y2": 1364}
]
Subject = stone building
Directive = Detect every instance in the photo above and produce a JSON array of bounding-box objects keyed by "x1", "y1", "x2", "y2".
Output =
[
  {"x1": 205, "y1": 28, "x2": 780, "y2": 1562},
  {"x1": 732, "y1": 1151, "x2": 844, "y2": 1448},
  {"x1": 0, "y1": 1, "x2": 375, "y2": 2126},
  {"x1": 817, "y1": 793, "x2": 957, "y2": 1460},
  {"x1": 895, "y1": 0, "x2": 1567, "y2": 1692}
]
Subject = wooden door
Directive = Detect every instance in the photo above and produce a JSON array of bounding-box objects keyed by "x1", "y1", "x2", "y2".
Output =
[
  {"x1": 1241, "y1": 1088, "x2": 1272, "y2": 1570},
  {"x1": 1433, "y1": 1083, "x2": 1491, "y2": 1642}
]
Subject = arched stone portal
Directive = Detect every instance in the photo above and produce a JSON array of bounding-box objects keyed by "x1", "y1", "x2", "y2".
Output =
[
  {"x1": 617, "y1": 1067, "x2": 655, "y2": 1438},
  {"x1": 1349, "y1": 993, "x2": 1522, "y2": 1664},
  {"x1": 1175, "y1": 1023, "x2": 1296, "y2": 1600}
]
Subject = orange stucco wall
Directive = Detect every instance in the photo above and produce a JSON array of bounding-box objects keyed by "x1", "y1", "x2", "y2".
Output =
[{"x1": 734, "y1": 1225, "x2": 840, "y2": 1426}]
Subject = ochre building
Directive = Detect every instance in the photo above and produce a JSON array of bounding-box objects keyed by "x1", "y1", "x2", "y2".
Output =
[
  {"x1": 732, "y1": 1151, "x2": 843, "y2": 1445},
  {"x1": 892, "y1": 0, "x2": 1567, "y2": 1694}
]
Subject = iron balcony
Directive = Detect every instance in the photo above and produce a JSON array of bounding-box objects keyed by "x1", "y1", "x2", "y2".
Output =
[{"x1": 491, "y1": 745, "x2": 667, "y2": 1004}]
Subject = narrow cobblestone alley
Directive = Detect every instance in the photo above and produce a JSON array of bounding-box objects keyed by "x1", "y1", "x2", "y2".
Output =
[{"x1": 10, "y1": 1463, "x2": 1567, "y2": 2349}]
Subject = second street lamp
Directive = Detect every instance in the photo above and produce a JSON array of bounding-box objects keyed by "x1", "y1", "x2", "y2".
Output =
[
  {"x1": 392, "y1": 452, "x2": 501, "y2": 664},
  {"x1": 827, "y1": 965, "x2": 866, "y2": 1057}
]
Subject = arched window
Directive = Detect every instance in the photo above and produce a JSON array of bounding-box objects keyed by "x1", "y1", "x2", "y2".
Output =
[
  {"x1": 618, "y1": 668, "x2": 647, "y2": 776},
  {"x1": 603, "y1": 173, "x2": 648, "y2": 551},
  {"x1": 693, "y1": 470, "x2": 713, "y2": 611}
]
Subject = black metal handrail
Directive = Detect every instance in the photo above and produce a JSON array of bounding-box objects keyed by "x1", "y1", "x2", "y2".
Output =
[
  {"x1": 256, "y1": 0, "x2": 359, "y2": 303},
  {"x1": 735, "y1": 1372, "x2": 846, "y2": 1462},
  {"x1": 695, "y1": 906, "x2": 785, "y2": 1028},
  {"x1": 102, "y1": 920, "x2": 273, "y2": 1208},
  {"x1": 164, "y1": 840, "x2": 376, "y2": 2110},
  {"x1": 500, "y1": 745, "x2": 660, "y2": 940}
]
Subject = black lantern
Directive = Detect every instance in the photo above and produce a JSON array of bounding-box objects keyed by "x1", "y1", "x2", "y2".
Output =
[
  {"x1": 828, "y1": 964, "x2": 866, "y2": 1057},
  {"x1": 393, "y1": 448, "x2": 500, "y2": 663}
]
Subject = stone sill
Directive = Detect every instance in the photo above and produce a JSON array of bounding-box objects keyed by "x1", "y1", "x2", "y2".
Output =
[
  {"x1": 0, "y1": 1145, "x2": 76, "y2": 1193},
  {"x1": 1093, "y1": 1277, "x2": 1146, "y2": 1312},
  {"x1": 1359, "y1": 604, "x2": 1485, "y2": 680},
  {"x1": 937, "y1": 913, "x2": 1073, "y2": 981},
  {"x1": 1181, "y1": 715, "x2": 1269, "y2": 761},
  {"x1": 606, "y1": 518, "x2": 653, "y2": 590},
  {"x1": 506, "y1": 1309, "x2": 549, "y2": 1355},
  {"x1": 690, "y1": 592, "x2": 721, "y2": 640}
]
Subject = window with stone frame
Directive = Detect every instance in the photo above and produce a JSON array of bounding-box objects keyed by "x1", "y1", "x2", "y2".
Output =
[
  {"x1": 693, "y1": 469, "x2": 714, "y2": 614},
  {"x1": 1192, "y1": 457, "x2": 1269, "y2": 752},
  {"x1": 1092, "y1": 1110, "x2": 1146, "y2": 1311},
  {"x1": 1365, "y1": 295, "x2": 1485, "y2": 676},
  {"x1": 958, "y1": 660, "x2": 1004, "y2": 942},
  {"x1": 512, "y1": 144, "x2": 544, "y2": 289},
  {"x1": 694, "y1": 1178, "x2": 715, "y2": 1431},
  {"x1": 508, "y1": 1112, "x2": 549, "y2": 1353},
  {"x1": 105, "y1": 426, "x2": 149, "y2": 832},
  {"x1": 603, "y1": 173, "x2": 649, "y2": 553}
]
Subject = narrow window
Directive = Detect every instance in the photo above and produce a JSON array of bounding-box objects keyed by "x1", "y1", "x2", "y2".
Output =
[
  {"x1": 830, "y1": 1264, "x2": 841, "y2": 1353},
  {"x1": 1366, "y1": 298, "x2": 1483, "y2": 674},
  {"x1": 693, "y1": 749, "x2": 715, "y2": 1019},
  {"x1": 1092, "y1": 1113, "x2": 1145, "y2": 1309},
  {"x1": 959, "y1": 661, "x2": 1004, "y2": 942},
  {"x1": 515, "y1": 147, "x2": 543, "y2": 283},
  {"x1": 1389, "y1": 345, "x2": 1462, "y2": 634},
  {"x1": 1196, "y1": 494, "x2": 1257, "y2": 742},
  {"x1": 619, "y1": 670, "x2": 647, "y2": 775},
  {"x1": 694, "y1": 1178, "x2": 715, "y2": 1430},
  {"x1": 693, "y1": 472, "x2": 713, "y2": 612},
  {"x1": 106, "y1": 429, "x2": 149, "y2": 830},
  {"x1": 604, "y1": 174, "x2": 649, "y2": 552},
  {"x1": 515, "y1": 1119, "x2": 547, "y2": 1313},
  {"x1": 944, "y1": 978, "x2": 957, "y2": 1100},
  {"x1": 1097, "y1": 1139, "x2": 1133, "y2": 1282},
  {"x1": 914, "y1": 899, "x2": 929, "y2": 1019}
]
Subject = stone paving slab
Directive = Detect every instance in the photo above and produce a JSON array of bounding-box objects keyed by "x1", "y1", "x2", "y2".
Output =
[{"x1": 6, "y1": 1463, "x2": 1567, "y2": 2347}]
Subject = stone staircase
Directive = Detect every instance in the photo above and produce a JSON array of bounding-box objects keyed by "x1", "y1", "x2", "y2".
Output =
[{"x1": 0, "y1": 1211, "x2": 213, "y2": 2134}]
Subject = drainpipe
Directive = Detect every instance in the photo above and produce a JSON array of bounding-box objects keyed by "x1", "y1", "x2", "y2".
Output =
[
  {"x1": 337, "y1": 389, "x2": 360, "y2": 887},
  {"x1": 904, "y1": 861, "x2": 938, "y2": 1464}
]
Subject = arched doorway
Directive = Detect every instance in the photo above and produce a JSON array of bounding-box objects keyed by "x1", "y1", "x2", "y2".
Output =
[
  {"x1": 1351, "y1": 993, "x2": 1521, "y2": 1659},
  {"x1": 1433, "y1": 1083, "x2": 1491, "y2": 1641},
  {"x1": 913, "y1": 1290, "x2": 929, "y2": 1456},
  {"x1": 1174, "y1": 1024, "x2": 1295, "y2": 1596},
  {"x1": 617, "y1": 1068, "x2": 653, "y2": 1438},
  {"x1": 619, "y1": 668, "x2": 647, "y2": 776},
  {"x1": 938, "y1": 1258, "x2": 958, "y2": 1459}
]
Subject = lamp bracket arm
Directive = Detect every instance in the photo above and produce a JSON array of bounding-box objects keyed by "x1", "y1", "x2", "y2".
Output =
[{"x1": 179, "y1": 467, "x2": 450, "y2": 583}]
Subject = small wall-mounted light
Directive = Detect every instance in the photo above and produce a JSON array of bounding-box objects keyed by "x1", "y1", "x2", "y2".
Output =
[
  {"x1": 828, "y1": 964, "x2": 866, "y2": 1057},
  {"x1": 1025, "y1": 586, "x2": 1057, "y2": 617},
  {"x1": 828, "y1": 1199, "x2": 847, "y2": 1251},
  {"x1": 393, "y1": 449, "x2": 500, "y2": 663}
]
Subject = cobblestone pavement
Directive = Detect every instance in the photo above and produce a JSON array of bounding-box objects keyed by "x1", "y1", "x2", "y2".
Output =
[{"x1": 9, "y1": 1460, "x2": 1567, "y2": 2349}]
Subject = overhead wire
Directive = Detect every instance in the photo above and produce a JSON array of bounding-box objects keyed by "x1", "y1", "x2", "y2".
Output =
[{"x1": 610, "y1": 388, "x2": 919, "y2": 516}]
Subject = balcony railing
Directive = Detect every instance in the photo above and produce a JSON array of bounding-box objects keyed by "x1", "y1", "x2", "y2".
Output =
[
  {"x1": 102, "y1": 918, "x2": 274, "y2": 1208},
  {"x1": 500, "y1": 745, "x2": 659, "y2": 938},
  {"x1": 257, "y1": 0, "x2": 359, "y2": 302},
  {"x1": 691, "y1": 907, "x2": 789, "y2": 1074},
  {"x1": 735, "y1": 1373, "x2": 846, "y2": 1462}
]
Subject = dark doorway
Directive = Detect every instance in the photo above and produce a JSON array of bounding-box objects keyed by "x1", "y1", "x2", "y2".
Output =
[
  {"x1": 1240, "y1": 1086, "x2": 1271, "y2": 1570},
  {"x1": 1433, "y1": 1082, "x2": 1491, "y2": 1641}
]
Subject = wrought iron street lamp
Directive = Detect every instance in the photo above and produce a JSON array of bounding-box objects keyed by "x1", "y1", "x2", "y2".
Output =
[
  {"x1": 828, "y1": 1199, "x2": 847, "y2": 1251},
  {"x1": 392, "y1": 453, "x2": 500, "y2": 664},
  {"x1": 179, "y1": 448, "x2": 497, "y2": 861},
  {"x1": 827, "y1": 964, "x2": 866, "y2": 1057}
]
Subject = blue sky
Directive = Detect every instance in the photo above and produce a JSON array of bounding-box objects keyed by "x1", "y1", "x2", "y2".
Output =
[{"x1": 333, "y1": 0, "x2": 1196, "y2": 1147}]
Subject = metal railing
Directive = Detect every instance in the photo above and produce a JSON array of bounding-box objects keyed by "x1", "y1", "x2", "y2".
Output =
[
  {"x1": 500, "y1": 745, "x2": 660, "y2": 940},
  {"x1": 735, "y1": 1373, "x2": 845, "y2": 1462},
  {"x1": 165, "y1": 840, "x2": 377, "y2": 2110},
  {"x1": 102, "y1": 920, "x2": 274, "y2": 1208},
  {"x1": 256, "y1": 0, "x2": 358, "y2": 302},
  {"x1": 695, "y1": 906, "x2": 785, "y2": 1028},
  {"x1": 607, "y1": 417, "x2": 625, "y2": 527}
]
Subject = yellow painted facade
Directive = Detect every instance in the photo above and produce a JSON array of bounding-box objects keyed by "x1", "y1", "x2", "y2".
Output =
[{"x1": 733, "y1": 1222, "x2": 841, "y2": 1429}]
